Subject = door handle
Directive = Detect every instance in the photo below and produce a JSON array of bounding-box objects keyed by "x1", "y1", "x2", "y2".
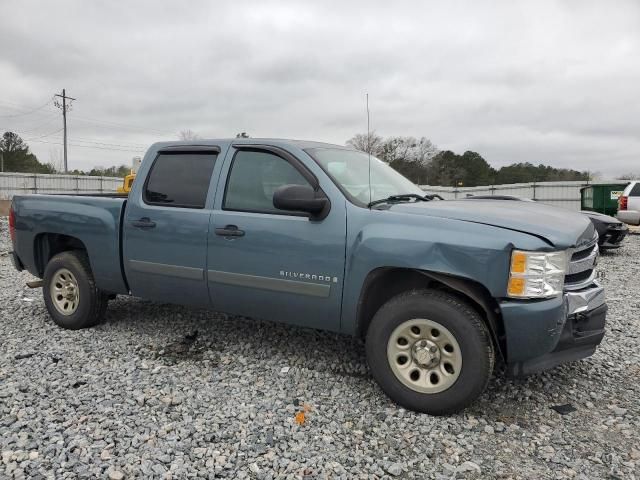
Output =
[
  {"x1": 131, "y1": 217, "x2": 156, "y2": 229},
  {"x1": 215, "y1": 225, "x2": 245, "y2": 237}
]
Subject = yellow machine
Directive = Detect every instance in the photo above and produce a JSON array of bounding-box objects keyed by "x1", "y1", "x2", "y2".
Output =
[
  {"x1": 117, "y1": 156, "x2": 142, "y2": 194},
  {"x1": 117, "y1": 172, "x2": 136, "y2": 194}
]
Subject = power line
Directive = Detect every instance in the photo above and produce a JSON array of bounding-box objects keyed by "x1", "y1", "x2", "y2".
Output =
[
  {"x1": 69, "y1": 138, "x2": 149, "y2": 149},
  {"x1": 70, "y1": 135, "x2": 148, "y2": 148},
  {"x1": 27, "y1": 138, "x2": 144, "y2": 153},
  {"x1": 0, "y1": 98, "x2": 55, "y2": 118},
  {"x1": 1, "y1": 127, "x2": 150, "y2": 149},
  {"x1": 24, "y1": 127, "x2": 64, "y2": 141},
  {"x1": 1, "y1": 118, "x2": 151, "y2": 147},
  {"x1": 2, "y1": 113, "x2": 61, "y2": 135},
  {"x1": 0, "y1": 97, "x2": 168, "y2": 136},
  {"x1": 0, "y1": 94, "x2": 169, "y2": 160},
  {"x1": 70, "y1": 114, "x2": 168, "y2": 135},
  {"x1": 18, "y1": 135, "x2": 148, "y2": 152}
]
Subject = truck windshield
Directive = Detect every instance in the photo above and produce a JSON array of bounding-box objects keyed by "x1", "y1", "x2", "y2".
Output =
[{"x1": 307, "y1": 148, "x2": 425, "y2": 206}]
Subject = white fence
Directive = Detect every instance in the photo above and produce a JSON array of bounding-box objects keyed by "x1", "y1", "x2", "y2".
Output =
[
  {"x1": 0, "y1": 173, "x2": 623, "y2": 211},
  {"x1": 420, "y1": 180, "x2": 624, "y2": 211},
  {"x1": 0, "y1": 172, "x2": 122, "y2": 199}
]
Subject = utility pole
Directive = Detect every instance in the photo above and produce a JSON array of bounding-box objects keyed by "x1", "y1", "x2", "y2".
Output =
[
  {"x1": 54, "y1": 89, "x2": 76, "y2": 173},
  {"x1": 1, "y1": 152, "x2": 3, "y2": 172}
]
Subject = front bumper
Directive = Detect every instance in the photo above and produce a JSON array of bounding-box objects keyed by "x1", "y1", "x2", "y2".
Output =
[
  {"x1": 599, "y1": 223, "x2": 628, "y2": 249},
  {"x1": 502, "y1": 282, "x2": 606, "y2": 376}
]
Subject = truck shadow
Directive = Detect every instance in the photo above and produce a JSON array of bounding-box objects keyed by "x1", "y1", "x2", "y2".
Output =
[
  {"x1": 104, "y1": 296, "x2": 605, "y2": 418},
  {"x1": 106, "y1": 296, "x2": 369, "y2": 378}
]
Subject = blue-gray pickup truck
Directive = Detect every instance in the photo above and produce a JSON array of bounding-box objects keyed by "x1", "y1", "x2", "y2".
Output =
[{"x1": 8, "y1": 139, "x2": 607, "y2": 414}]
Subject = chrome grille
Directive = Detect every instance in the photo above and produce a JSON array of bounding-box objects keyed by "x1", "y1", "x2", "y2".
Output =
[{"x1": 564, "y1": 233, "x2": 598, "y2": 291}]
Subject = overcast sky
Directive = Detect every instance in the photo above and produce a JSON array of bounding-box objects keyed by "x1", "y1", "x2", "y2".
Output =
[{"x1": 1, "y1": 0, "x2": 639, "y2": 177}]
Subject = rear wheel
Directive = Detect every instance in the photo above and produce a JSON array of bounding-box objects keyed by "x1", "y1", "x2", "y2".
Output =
[
  {"x1": 366, "y1": 289, "x2": 494, "y2": 415},
  {"x1": 43, "y1": 251, "x2": 108, "y2": 329}
]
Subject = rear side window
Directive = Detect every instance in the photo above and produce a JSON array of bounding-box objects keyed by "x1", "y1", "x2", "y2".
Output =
[
  {"x1": 144, "y1": 153, "x2": 217, "y2": 208},
  {"x1": 630, "y1": 183, "x2": 640, "y2": 196},
  {"x1": 223, "y1": 150, "x2": 310, "y2": 214}
]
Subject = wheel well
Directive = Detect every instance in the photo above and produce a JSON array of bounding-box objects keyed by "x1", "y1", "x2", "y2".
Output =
[
  {"x1": 355, "y1": 267, "x2": 507, "y2": 361},
  {"x1": 34, "y1": 233, "x2": 88, "y2": 277}
]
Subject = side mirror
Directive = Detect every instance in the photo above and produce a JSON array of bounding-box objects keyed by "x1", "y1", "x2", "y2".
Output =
[{"x1": 273, "y1": 184, "x2": 329, "y2": 219}]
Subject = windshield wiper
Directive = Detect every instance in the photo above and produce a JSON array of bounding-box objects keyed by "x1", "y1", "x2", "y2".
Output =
[{"x1": 368, "y1": 193, "x2": 441, "y2": 208}]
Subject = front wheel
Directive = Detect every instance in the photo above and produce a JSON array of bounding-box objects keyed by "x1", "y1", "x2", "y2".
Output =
[
  {"x1": 43, "y1": 251, "x2": 108, "y2": 330},
  {"x1": 366, "y1": 289, "x2": 494, "y2": 415}
]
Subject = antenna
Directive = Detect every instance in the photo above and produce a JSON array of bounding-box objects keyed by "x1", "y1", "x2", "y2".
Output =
[{"x1": 367, "y1": 93, "x2": 372, "y2": 206}]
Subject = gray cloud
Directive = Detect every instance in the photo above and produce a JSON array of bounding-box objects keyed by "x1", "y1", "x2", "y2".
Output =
[{"x1": 0, "y1": 0, "x2": 638, "y2": 177}]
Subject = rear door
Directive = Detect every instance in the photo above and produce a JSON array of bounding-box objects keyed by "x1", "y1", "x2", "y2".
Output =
[
  {"x1": 206, "y1": 145, "x2": 347, "y2": 331},
  {"x1": 123, "y1": 147, "x2": 221, "y2": 306}
]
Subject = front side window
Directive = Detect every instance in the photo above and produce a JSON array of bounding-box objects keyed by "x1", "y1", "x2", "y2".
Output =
[
  {"x1": 307, "y1": 148, "x2": 424, "y2": 206},
  {"x1": 224, "y1": 150, "x2": 311, "y2": 213},
  {"x1": 144, "y1": 153, "x2": 217, "y2": 208}
]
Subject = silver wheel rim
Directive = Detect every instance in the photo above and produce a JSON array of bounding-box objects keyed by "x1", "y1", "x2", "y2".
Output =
[
  {"x1": 387, "y1": 319, "x2": 462, "y2": 394},
  {"x1": 50, "y1": 268, "x2": 80, "y2": 316}
]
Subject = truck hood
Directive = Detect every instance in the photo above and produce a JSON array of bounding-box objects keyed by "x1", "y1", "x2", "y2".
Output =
[{"x1": 386, "y1": 199, "x2": 595, "y2": 248}]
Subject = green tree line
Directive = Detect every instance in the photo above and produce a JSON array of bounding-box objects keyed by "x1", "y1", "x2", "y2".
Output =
[
  {"x1": 0, "y1": 131, "x2": 56, "y2": 174},
  {"x1": 347, "y1": 132, "x2": 590, "y2": 186},
  {"x1": 2, "y1": 129, "x2": 592, "y2": 185},
  {"x1": 1, "y1": 131, "x2": 130, "y2": 177}
]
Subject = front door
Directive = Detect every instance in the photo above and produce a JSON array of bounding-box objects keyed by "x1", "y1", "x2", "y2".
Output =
[
  {"x1": 207, "y1": 146, "x2": 346, "y2": 331},
  {"x1": 123, "y1": 148, "x2": 219, "y2": 307}
]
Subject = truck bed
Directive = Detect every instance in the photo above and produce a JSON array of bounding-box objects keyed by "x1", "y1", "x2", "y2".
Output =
[{"x1": 11, "y1": 194, "x2": 128, "y2": 294}]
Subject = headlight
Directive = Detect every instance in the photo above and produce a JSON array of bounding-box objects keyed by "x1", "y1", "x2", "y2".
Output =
[{"x1": 507, "y1": 250, "x2": 568, "y2": 298}]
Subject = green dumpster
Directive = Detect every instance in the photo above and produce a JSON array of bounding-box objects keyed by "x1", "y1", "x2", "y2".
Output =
[{"x1": 580, "y1": 184, "x2": 627, "y2": 216}]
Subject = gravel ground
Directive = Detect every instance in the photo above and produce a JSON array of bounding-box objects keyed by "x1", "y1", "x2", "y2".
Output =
[{"x1": 1, "y1": 217, "x2": 639, "y2": 480}]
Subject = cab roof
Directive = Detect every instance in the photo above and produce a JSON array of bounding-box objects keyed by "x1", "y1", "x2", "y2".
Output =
[{"x1": 150, "y1": 138, "x2": 353, "y2": 151}]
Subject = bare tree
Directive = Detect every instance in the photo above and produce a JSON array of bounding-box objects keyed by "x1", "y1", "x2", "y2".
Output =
[
  {"x1": 617, "y1": 173, "x2": 640, "y2": 180},
  {"x1": 583, "y1": 170, "x2": 602, "y2": 181},
  {"x1": 346, "y1": 131, "x2": 384, "y2": 156},
  {"x1": 412, "y1": 137, "x2": 439, "y2": 165},
  {"x1": 178, "y1": 129, "x2": 201, "y2": 141},
  {"x1": 381, "y1": 137, "x2": 414, "y2": 164},
  {"x1": 49, "y1": 148, "x2": 64, "y2": 172}
]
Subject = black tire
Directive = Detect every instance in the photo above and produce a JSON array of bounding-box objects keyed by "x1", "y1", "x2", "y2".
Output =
[
  {"x1": 43, "y1": 251, "x2": 108, "y2": 330},
  {"x1": 366, "y1": 289, "x2": 494, "y2": 415}
]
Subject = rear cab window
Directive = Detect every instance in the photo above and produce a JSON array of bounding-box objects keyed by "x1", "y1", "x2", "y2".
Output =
[{"x1": 144, "y1": 152, "x2": 217, "y2": 208}]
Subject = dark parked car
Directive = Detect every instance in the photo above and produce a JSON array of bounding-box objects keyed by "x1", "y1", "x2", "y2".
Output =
[
  {"x1": 464, "y1": 196, "x2": 628, "y2": 249},
  {"x1": 581, "y1": 211, "x2": 628, "y2": 249}
]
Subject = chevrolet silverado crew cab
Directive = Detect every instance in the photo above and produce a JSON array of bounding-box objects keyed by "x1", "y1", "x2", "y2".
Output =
[{"x1": 8, "y1": 139, "x2": 607, "y2": 414}]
